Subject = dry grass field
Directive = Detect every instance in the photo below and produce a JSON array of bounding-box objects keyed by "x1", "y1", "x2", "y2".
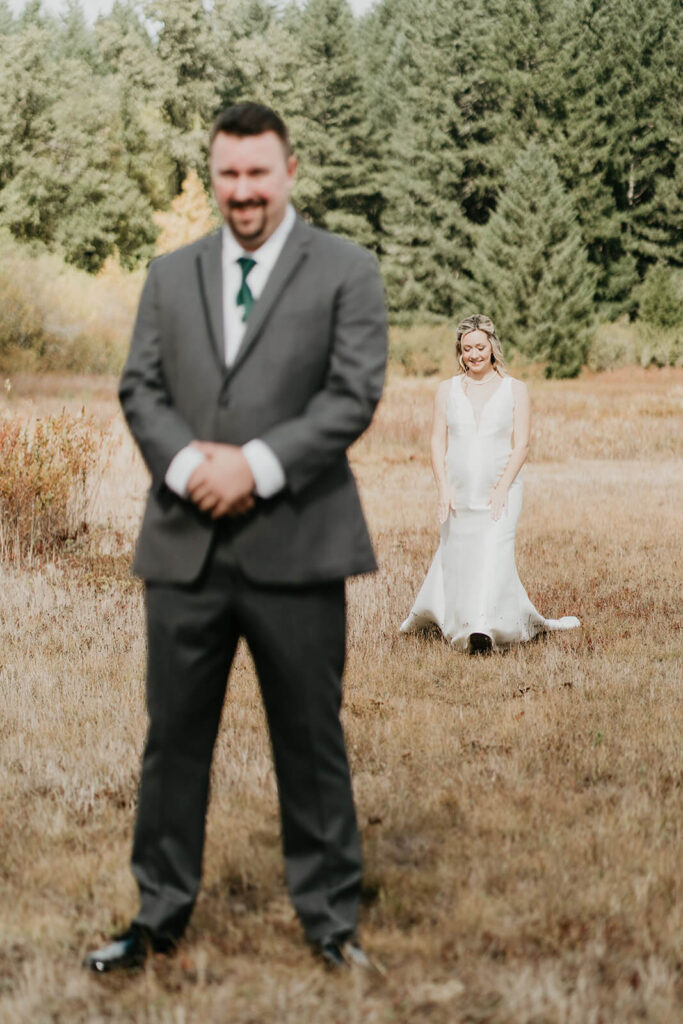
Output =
[{"x1": 1, "y1": 367, "x2": 681, "y2": 1024}]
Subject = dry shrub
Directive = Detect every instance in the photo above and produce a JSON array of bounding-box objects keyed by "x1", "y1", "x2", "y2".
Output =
[
  {"x1": 0, "y1": 253, "x2": 45, "y2": 358},
  {"x1": 583, "y1": 319, "x2": 682, "y2": 372},
  {"x1": 389, "y1": 324, "x2": 456, "y2": 376},
  {"x1": 0, "y1": 233, "x2": 142, "y2": 375},
  {"x1": 0, "y1": 410, "x2": 100, "y2": 563}
]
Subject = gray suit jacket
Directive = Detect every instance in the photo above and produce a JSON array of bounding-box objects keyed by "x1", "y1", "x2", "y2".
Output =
[{"x1": 119, "y1": 216, "x2": 387, "y2": 585}]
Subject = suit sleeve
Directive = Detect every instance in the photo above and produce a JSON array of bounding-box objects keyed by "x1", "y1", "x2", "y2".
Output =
[
  {"x1": 118, "y1": 260, "x2": 196, "y2": 493},
  {"x1": 260, "y1": 248, "x2": 388, "y2": 495}
]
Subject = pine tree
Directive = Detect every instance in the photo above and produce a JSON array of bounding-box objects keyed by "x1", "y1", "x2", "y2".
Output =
[
  {"x1": 56, "y1": 0, "x2": 97, "y2": 66},
  {"x1": 372, "y1": 0, "x2": 565, "y2": 317},
  {"x1": 0, "y1": 1, "x2": 14, "y2": 34},
  {"x1": 0, "y1": 21, "x2": 157, "y2": 271},
  {"x1": 143, "y1": 0, "x2": 223, "y2": 188},
  {"x1": 376, "y1": 0, "x2": 472, "y2": 317},
  {"x1": 290, "y1": 0, "x2": 378, "y2": 246},
  {"x1": 466, "y1": 144, "x2": 596, "y2": 377},
  {"x1": 551, "y1": 0, "x2": 682, "y2": 313},
  {"x1": 211, "y1": 0, "x2": 302, "y2": 117},
  {"x1": 636, "y1": 263, "x2": 683, "y2": 329},
  {"x1": 95, "y1": 2, "x2": 174, "y2": 211}
]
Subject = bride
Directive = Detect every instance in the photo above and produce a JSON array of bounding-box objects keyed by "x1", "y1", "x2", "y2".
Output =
[{"x1": 400, "y1": 314, "x2": 580, "y2": 653}]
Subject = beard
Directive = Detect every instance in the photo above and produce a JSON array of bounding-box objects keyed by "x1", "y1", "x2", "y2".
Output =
[{"x1": 226, "y1": 200, "x2": 268, "y2": 245}]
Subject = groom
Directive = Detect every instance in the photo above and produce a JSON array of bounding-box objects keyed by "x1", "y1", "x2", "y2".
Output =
[{"x1": 84, "y1": 102, "x2": 387, "y2": 971}]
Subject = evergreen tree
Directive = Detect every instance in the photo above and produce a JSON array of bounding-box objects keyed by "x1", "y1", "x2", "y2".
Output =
[
  {"x1": 17, "y1": 0, "x2": 54, "y2": 30},
  {"x1": 0, "y1": 23, "x2": 156, "y2": 271},
  {"x1": 375, "y1": 0, "x2": 462, "y2": 316},
  {"x1": 466, "y1": 144, "x2": 596, "y2": 377},
  {"x1": 144, "y1": 0, "x2": 222, "y2": 188},
  {"x1": 56, "y1": 0, "x2": 97, "y2": 66},
  {"x1": 291, "y1": 0, "x2": 378, "y2": 245},
  {"x1": 0, "y1": 1, "x2": 14, "y2": 34},
  {"x1": 95, "y1": 2, "x2": 174, "y2": 210},
  {"x1": 211, "y1": 0, "x2": 301, "y2": 117},
  {"x1": 551, "y1": 0, "x2": 682, "y2": 313},
  {"x1": 636, "y1": 263, "x2": 683, "y2": 328},
  {"x1": 0, "y1": 24, "x2": 59, "y2": 190}
]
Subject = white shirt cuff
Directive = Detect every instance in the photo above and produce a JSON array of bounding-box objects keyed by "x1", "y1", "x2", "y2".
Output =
[
  {"x1": 164, "y1": 445, "x2": 206, "y2": 497},
  {"x1": 242, "y1": 439, "x2": 286, "y2": 499}
]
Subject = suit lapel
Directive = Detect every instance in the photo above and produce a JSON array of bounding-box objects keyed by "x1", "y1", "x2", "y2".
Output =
[
  {"x1": 228, "y1": 218, "x2": 311, "y2": 377},
  {"x1": 195, "y1": 231, "x2": 224, "y2": 369}
]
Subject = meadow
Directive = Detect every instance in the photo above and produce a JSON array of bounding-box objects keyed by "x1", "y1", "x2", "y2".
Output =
[{"x1": 0, "y1": 366, "x2": 681, "y2": 1023}]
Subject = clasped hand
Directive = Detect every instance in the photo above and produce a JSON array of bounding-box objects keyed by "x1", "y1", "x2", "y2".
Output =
[{"x1": 187, "y1": 442, "x2": 255, "y2": 519}]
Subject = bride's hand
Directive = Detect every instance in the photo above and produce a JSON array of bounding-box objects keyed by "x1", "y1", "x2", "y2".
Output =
[
  {"x1": 489, "y1": 484, "x2": 507, "y2": 521},
  {"x1": 438, "y1": 493, "x2": 456, "y2": 524}
]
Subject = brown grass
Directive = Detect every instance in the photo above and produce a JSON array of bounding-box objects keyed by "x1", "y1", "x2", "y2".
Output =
[
  {"x1": 0, "y1": 368, "x2": 681, "y2": 1023},
  {"x1": 0, "y1": 409, "x2": 105, "y2": 564},
  {"x1": 0, "y1": 238, "x2": 143, "y2": 375}
]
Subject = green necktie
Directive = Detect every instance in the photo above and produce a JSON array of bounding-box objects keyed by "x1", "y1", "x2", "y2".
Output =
[{"x1": 236, "y1": 256, "x2": 257, "y2": 322}]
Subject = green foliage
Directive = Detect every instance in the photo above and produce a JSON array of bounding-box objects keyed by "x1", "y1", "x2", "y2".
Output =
[
  {"x1": 587, "y1": 316, "x2": 682, "y2": 371},
  {"x1": 0, "y1": 0, "x2": 679, "y2": 378},
  {"x1": 286, "y1": 0, "x2": 379, "y2": 246},
  {"x1": 635, "y1": 323, "x2": 683, "y2": 368},
  {"x1": 0, "y1": 23, "x2": 157, "y2": 271},
  {"x1": 146, "y1": 0, "x2": 224, "y2": 187},
  {"x1": 464, "y1": 145, "x2": 596, "y2": 378},
  {"x1": 586, "y1": 321, "x2": 639, "y2": 372},
  {"x1": 376, "y1": 0, "x2": 473, "y2": 316},
  {"x1": 550, "y1": 0, "x2": 682, "y2": 313},
  {"x1": 635, "y1": 263, "x2": 683, "y2": 329},
  {"x1": 0, "y1": 0, "x2": 13, "y2": 33}
]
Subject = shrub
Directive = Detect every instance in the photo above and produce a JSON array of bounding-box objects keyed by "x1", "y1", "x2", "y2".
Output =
[
  {"x1": 636, "y1": 264, "x2": 683, "y2": 330},
  {"x1": 389, "y1": 325, "x2": 455, "y2": 376},
  {"x1": 587, "y1": 318, "x2": 683, "y2": 371},
  {"x1": 635, "y1": 323, "x2": 683, "y2": 369},
  {"x1": 0, "y1": 411, "x2": 100, "y2": 564},
  {"x1": 0, "y1": 232, "x2": 141, "y2": 374},
  {"x1": 0, "y1": 252, "x2": 46, "y2": 361},
  {"x1": 586, "y1": 320, "x2": 639, "y2": 371}
]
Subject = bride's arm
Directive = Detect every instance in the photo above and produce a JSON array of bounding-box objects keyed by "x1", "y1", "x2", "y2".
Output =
[
  {"x1": 431, "y1": 380, "x2": 454, "y2": 523},
  {"x1": 489, "y1": 379, "x2": 531, "y2": 520}
]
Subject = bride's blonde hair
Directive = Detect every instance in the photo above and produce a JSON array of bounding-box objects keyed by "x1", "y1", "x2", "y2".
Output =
[{"x1": 455, "y1": 314, "x2": 506, "y2": 376}]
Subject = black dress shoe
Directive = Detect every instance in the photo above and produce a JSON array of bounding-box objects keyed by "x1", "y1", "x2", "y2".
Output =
[
  {"x1": 83, "y1": 923, "x2": 175, "y2": 973},
  {"x1": 469, "y1": 632, "x2": 493, "y2": 655},
  {"x1": 316, "y1": 937, "x2": 377, "y2": 971}
]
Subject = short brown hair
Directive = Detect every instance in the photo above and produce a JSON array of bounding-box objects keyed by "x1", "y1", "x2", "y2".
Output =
[{"x1": 210, "y1": 102, "x2": 292, "y2": 156}]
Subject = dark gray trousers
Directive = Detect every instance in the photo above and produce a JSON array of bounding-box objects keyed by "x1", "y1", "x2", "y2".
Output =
[{"x1": 131, "y1": 535, "x2": 362, "y2": 944}]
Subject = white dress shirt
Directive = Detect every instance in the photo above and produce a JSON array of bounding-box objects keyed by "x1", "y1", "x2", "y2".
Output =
[{"x1": 165, "y1": 205, "x2": 296, "y2": 500}]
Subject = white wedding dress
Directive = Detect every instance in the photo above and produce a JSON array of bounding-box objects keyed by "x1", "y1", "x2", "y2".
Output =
[{"x1": 400, "y1": 375, "x2": 580, "y2": 650}]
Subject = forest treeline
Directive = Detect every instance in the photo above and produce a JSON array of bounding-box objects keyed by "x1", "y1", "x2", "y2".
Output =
[{"x1": 0, "y1": 0, "x2": 681, "y2": 375}]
